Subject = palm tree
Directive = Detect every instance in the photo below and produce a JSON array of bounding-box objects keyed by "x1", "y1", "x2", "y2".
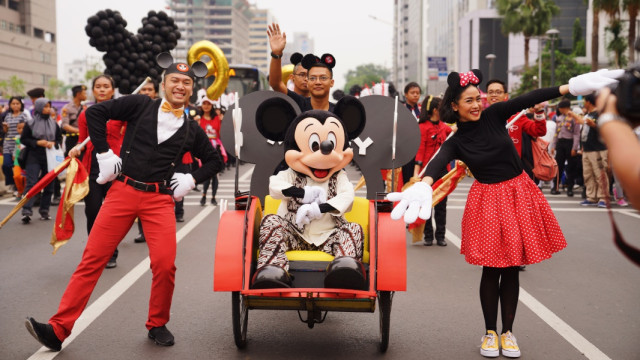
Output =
[
  {"x1": 497, "y1": 0, "x2": 560, "y2": 70},
  {"x1": 590, "y1": 0, "x2": 602, "y2": 71},
  {"x1": 624, "y1": 0, "x2": 640, "y2": 63},
  {"x1": 601, "y1": 0, "x2": 626, "y2": 67}
]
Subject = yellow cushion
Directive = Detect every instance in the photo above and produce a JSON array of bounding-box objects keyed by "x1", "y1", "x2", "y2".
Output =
[{"x1": 263, "y1": 195, "x2": 370, "y2": 263}]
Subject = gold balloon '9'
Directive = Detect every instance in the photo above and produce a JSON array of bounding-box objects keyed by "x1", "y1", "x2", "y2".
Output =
[
  {"x1": 281, "y1": 64, "x2": 294, "y2": 87},
  {"x1": 187, "y1": 40, "x2": 230, "y2": 100}
]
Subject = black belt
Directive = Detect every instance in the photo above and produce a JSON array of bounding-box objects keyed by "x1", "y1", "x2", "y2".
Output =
[{"x1": 116, "y1": 175, "x2": 173, "y2": 195}]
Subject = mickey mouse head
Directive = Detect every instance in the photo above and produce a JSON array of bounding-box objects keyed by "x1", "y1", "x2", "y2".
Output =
[{"x1": 85, "y1": 9, "x2": 181, "y2": 94}]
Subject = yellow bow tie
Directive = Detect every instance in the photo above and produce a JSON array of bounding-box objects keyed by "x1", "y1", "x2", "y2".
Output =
[{"x1": 161, "y1": 102, "x2": 184, "y2": 118}]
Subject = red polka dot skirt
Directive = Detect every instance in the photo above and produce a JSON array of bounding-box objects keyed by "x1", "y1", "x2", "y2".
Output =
[{"x1": 460, "y1": 172, "x2": 567, "y2": 267}]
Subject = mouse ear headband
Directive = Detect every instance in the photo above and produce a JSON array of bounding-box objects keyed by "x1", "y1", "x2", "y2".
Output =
[
  {"x1": 301, "y1": 53, "x2": 336, "y2": 70},
  {"x1": 156, "y1": 52, "x2": 208, "y2": 80},
  {"x1": 290, "y1": 52, "x2": 303, "y2": 66},
  {"x1": 447, "y1": 69, "x2": 483, "y2": 88}
]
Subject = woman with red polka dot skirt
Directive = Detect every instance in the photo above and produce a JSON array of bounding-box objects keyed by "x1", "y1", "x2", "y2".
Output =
[{"x1": 387, "y1": 68, "x2": 624, "y2": 358}]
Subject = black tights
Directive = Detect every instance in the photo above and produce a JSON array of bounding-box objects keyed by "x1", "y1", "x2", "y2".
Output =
[{"x1": 480, "y1": 266, "x2": 520, "y2": 334}]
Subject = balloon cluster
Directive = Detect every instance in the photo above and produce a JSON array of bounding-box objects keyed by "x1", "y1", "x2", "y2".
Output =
[{"x1": 85, "y1": 9, "x2": 181, "y2": 94}]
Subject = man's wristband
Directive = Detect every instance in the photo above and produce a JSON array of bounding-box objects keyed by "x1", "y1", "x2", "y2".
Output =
[
  {"x1": 270, "y1": 52, "x2": 283, "y2": 59},
  {"x1": 597, "y1": 113, "x2": 630, "y2": 130}
]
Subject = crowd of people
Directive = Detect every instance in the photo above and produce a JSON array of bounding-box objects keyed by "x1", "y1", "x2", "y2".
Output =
[{"x1": 1, "y1": 20, "x2": 637, "y2": 359}]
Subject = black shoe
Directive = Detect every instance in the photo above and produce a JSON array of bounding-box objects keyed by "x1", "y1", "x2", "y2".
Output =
[
  {"x1": 176, "y1": 216, "x2": 184, "y2": 223},
  {"x1": 567, "y1": 189, "x2": 574, "y2": 197},
  {"x1": 134, "y1": 233, "x2": 146, "y2": 243},
  {"x1": 22, "y1": 215, "x2": 31, "y2": 224},
  {"x1": 40, "y1": 213, "x2": 51, "y2": 221},
  {"x1": 550, "y1": 188, "x2": 561, "y2": 195},
  {"x1": 251, "y1": 264, "x2": 292, "y2": 289},
  {"x1": 51, "y1": 197, "x2": 60, "y2": 206},
  {"x1": 148, "y1": 325, "x2": 175, "y2": 346},
  {"x1": 106, "y1": 257, "x2": 117, "y2": 269},
  {"x1": 25, "y1": 317, "x2": 62, "y2": 352},
  {"x1": 424, "y1": 239, "x2": 433, "y2": 246},
  {"x1": 519, "y1": 265, "x2": 526, "y2": 271},
  {"x1": 211, "y1": 198, "x2": 217, "y2": 206},
  {"x1": 324, "y1": 256, "x2": 367, "y2": 290},
  {"x1": 436, "y1": 239, "x2": 447, "y2": 246},
  {"x1": 200, "y1": 196, "x2": 206, "y2": 206}
]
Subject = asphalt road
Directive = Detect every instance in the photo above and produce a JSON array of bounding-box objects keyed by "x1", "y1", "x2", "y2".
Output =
[{"x1": 1, "y1": 164, "x2": 639, "y2": 360}]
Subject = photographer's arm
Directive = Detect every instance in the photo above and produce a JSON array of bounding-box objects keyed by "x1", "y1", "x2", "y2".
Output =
[{"x1": 596, "y1": 88, "x2": 640, "y2": 210}]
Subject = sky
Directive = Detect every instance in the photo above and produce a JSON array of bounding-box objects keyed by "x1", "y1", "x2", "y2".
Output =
[{"x1": 55, "y1": 0, "x2": 394, "y2": 91}]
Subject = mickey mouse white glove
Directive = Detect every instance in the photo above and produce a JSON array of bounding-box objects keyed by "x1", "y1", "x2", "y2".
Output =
[
  {"x1": 386, "y1": 181, "x2": 433, "y2": 224},
  {"x1": 301, "y1": 185, "x2": 327, "y2": 204},
  {"x1": 295, "y1": 202, "x2": 322, "y2": 228},
  {"x1": 568, "y1": 69, "x2": 624, "y2": 96},
  {"x1": 95, "y1": 149, "x2": 122, "y2": 184},
  {"x1": 170, "y1": 172, "x2": 195, "y2": 201}
]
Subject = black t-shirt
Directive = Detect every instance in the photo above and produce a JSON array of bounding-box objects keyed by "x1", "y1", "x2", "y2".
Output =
[
  {"x1": 582, "y1": 111, "x2": 607, "y2": 152},
  {"x1": 287, "y1": 90, "x2": 335, "y2": 113}
]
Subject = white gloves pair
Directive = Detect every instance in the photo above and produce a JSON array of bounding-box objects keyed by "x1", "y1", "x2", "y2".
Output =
[
  {"x1": 386, "y1": 182, "x2": 433, "y2": 224},
  {"x1": 170, "y1": 172, "x2": 195, "y2": 201},
  {"x1": 96, "y1": 149, "x2": 122, "y2": 184},
  {"x1": 568, "y1": 69, "x2": 624, "y2": 96},
  {"x1": 295, "y1": 186, "x2": 326, "y2": 228}
]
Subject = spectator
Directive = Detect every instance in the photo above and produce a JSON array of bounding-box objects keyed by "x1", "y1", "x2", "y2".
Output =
[
  {"x1": 197, "y1": 98, "x2": 222, "y2": 206},
  {"x1": 2, "y1": 97, "x2": 28, "y2": 197},
  {"x1": 401, "y1": 82, "x2": 422, "y2": 185},
  {"x1": 551, "y1": 100, "x2": 580, "y2": 196}
]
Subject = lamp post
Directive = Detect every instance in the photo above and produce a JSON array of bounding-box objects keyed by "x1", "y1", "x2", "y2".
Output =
[
  {"x1": 485, "y1": 53, "x2": 496, "y2": 80},
  {"x1": 546, "y1": 28, "x2": 559, "y2": 87},
  {"x1": 536, "y1": 35, "x2": 547, "y2": 88}
]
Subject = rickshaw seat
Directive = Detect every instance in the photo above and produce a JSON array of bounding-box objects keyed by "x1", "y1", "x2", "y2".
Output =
[{"x1": 263, "y1": 195, "x2": 370, "y2": 264}]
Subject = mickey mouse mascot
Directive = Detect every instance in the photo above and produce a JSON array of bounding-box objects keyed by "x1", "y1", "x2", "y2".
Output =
[{"x1": 250, "y1": 95, "x2": 368, "y2": 290}]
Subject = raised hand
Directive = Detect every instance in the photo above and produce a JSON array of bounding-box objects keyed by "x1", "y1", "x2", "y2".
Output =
[
  {"x1": 266, "y1": 23, "x2": 286, "y2": 55},
  {"x1": 386, "y1": 181, "x2": 433, "y2": 224}
]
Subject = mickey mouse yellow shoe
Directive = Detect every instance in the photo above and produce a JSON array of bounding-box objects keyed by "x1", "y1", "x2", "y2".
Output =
[
  {"x1": 480, "y1": 330, "x2": 499, "y2": 357},
  {"x1": 501, "y1": 331, "x2": 521, "y2": 358}
]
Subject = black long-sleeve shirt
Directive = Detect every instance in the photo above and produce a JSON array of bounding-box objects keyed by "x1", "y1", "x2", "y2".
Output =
[
  {"x1": 425, "y1": 87, "x2": 562, "y2": 184},
  {"x1": 86, "y1": 95, "x2": 223, "y2": 183}
]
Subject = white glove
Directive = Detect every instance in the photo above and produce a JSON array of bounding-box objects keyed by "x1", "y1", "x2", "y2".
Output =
[
  {"x1": 301, "y1": 185, "x2": 327, "y2": 204},
  {"x1": 170, "y1": 172, "x2": 195, "y2": 201},
  {"x1": 295, "y1": 202, "x2": 322, "y2": 228},
  {"x1": 568, "y1": 69, "x2": 624, "y2": 96},
  {"x1": 386, "y1": 181, "x2": 433, "y2": 224},
  {"x1": 95, "y1": 149, "x2": 122, "y2": 184}
]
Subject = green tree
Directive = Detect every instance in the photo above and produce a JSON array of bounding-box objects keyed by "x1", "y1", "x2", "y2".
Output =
[
  {"x1": 602, "y1": 0, "x2": 627, "y2": 67},
  {"x1": 0, "y1": 80, "x2": 8, "y2": 98},
  {"x1": 573, "y1": 18, "x2": 586, "y2": 56},
  {"x1": 590, "y1": 0, "x2": 602, "y2": 71},
  {"x1": 514, "y1": 44, "x2": 590, "y2": 96},
  {"x1": 7, "y1": 75, "x2": 25, "y2": 96},
  {"x1": 497, "y1": 0, "x2": 560, "y2": 70},
  {"x1": 623, "y1": 0, "x2": 640, "y2": 63},
  {"x1": 343, "y1": 63, "x2": 390, "y2": 93},
  {"x1": 46, "y1": 78, "x2": 66, "y2": 100}
]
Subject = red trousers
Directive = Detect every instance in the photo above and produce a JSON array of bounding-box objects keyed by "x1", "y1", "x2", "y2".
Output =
[{"x1": 49, "y1": 180, "x2": 177, "y2": 341}]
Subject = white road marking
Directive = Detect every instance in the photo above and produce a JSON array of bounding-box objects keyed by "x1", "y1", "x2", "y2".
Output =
[
  {"x1": 444, "y1": 230, "x2": 611, "y2": 360},
  {"x1": 27, "y1": 205, "x2": 217, "y2": 360}
]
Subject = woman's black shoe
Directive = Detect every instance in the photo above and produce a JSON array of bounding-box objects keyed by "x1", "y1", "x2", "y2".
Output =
[
  {"x1": 134, "y1": 234, "x2": 146, "y2": 243},
  {"x1": 200, "y1": 196, "x2": 206, "y2": 206},
  {"x1": 550, "y1": 188, "x2": 561, "y2": 195},
  {"x1": 25, "y1": 317, "x2": 62, "y2": 351},
  {"x1": 148, "y1": 325, "x2": 175, "y2": 346}
]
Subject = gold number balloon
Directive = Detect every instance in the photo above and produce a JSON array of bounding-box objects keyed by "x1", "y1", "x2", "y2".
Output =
[
  {"x1": 187, "y1": 40, "x2": 230, "y2": 100},
  {"x1": 281, "y1": 64, "x2": 294, "y2": 87}
]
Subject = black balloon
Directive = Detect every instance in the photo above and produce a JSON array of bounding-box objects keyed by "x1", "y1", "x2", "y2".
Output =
[{"x1": 91, "y1": 26, "x2": 103, "y2": 37}]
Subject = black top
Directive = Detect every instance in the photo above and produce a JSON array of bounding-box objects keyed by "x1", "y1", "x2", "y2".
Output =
[
  {"x1": 287, "y1": 90, "x2": 335, "y2": 113},
  {"x1": 21, "y1": 122, "x2": 62, "y2": 165},
  {"x1": 582, "y1": 111, "x2": 607, "y2": 152},
  {"x1": 86, "y1": 95, "x2": 223, "y2": 183},
  {"x1": 425, "y1": 87, "x2": 562, "y2": 184}
]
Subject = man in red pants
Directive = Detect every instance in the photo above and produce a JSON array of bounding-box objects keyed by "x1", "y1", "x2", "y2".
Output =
[{"x1": 25, "y1": 54, "x2": 223, "y2": 351}]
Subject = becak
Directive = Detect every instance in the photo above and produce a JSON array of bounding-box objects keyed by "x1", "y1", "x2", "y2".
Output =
[{"x1": 251, "y1": 95, "x2": 367, "y2": 290}]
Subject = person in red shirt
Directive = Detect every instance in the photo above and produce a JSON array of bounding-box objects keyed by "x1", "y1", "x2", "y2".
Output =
[
  {"x1": 70, "y1": 74, "x2": 126, "y2": 269},
  {"x1": 197, "y1": 98, "x2": 222, "y2": 205},
  {"x1": 413, "y1": 96, "x2": 452, "y2": 246}
]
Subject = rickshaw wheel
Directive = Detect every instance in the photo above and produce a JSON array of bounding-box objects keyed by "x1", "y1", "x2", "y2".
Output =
[
  {"x1": 232, "y1": 291, "x2": 248, "y2": 349},
  {"x1": 378, "y1": 291, "x2": 392, "y2": 352}
]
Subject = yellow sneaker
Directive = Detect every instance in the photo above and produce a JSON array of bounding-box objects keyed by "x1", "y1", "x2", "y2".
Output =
[
  {"x1": 480, "y1": 330, "x2": 499, "y2": 358},
  {"x1": 501, "y1": 331, "x2": 521, "y2": 358}
]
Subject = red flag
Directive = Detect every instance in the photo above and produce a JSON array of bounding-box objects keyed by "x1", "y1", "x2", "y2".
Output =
[{"x1": 50, "y1": 158, "x2": 89, "y2": 254}]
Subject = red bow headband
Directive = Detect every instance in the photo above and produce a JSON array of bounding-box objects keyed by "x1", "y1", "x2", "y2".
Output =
[{"x1": 459, "y1": 71, "x2": 480, "y2": 87}]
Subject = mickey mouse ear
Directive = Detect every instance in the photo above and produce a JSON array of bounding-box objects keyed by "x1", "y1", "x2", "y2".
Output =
[
  {"x1": 447, "y1": 72, "x2": 461, "y2": 87},
  {"x1": 256, "y1": 97, "x2": 298, "y2": 142},
  {"x1": 156, "y1": 52, "x2": 174, "y2": 69},
  {"x1": 290, "y1": 52, "x2": 303, "y2": 65},
  {"x1": 191, "y1": 61, "x2": 208, "y2": 78},
  {"x1": 320, "y1": 53, "x2": 336, "y2": 69},
  {"x1": 334, "y1": 96, "x2": 366, "y2": 139},
  {"x1": 301, "y1": 53, "x2": 319, "y2": 70}
]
